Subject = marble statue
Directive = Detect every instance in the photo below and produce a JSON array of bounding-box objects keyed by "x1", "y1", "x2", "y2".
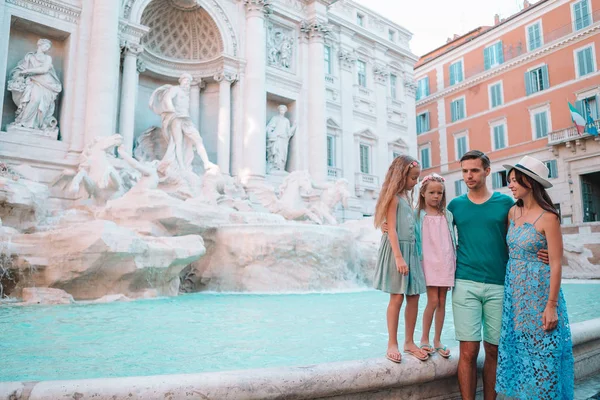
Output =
[
  {"x1": 116, "y1": 145, "x2": 160, "y2": 193},
  {"x1": 149, "y1": 73, "x2": 217, "y2": 176},
  {"x1": 52, "y1": 134, "x2": 125, "y2": 204},
  {"x1": 310, "y1": 179, "x2": 351, "y2": 225},
  {"x1": 7, "y1": 38, "x2": 62, "y2": 138},
  {"x1": 266, "y1": 105, "x2": 296, "y2": 172}
]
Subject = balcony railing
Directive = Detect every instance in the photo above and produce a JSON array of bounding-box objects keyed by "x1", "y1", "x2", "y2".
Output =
[
  {"x1": 355, "y1": 172, "x2": 379, "y2": 188},
  {"x1": 325, "y1": 74, "x2": 336, "y2": 85},
  {"x1": 327, "y1": 166, "x2": 342, "y2": 180},
  {"x1": 548, "y1": 119, "x2": 600, "y2": 145}
]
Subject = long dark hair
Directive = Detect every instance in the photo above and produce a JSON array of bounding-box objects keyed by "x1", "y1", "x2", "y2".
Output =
[{"x1": 510, "y1": 168, "x2": 559, "y2": 218}]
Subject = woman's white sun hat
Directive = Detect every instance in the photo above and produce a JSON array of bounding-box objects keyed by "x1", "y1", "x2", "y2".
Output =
[{"x1": 503, "y1": 155, "x2": 553, "y2": 188}]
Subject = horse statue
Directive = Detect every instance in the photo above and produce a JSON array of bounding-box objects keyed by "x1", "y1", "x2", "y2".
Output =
[
  {"x1": 251, "y1": 171, "x2": 322, "y2": 224},
  {"x1": 310, "y1": 178, "x2": 351, "y2": 225}
]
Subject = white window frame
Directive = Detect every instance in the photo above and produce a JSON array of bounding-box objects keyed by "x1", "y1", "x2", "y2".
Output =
[
  {"x1": 390, "y1": 73, "x2": 397, "y2": 99},
  {"x1": 357, "y1": 59, "x2": 367, "y2": 87},
  {"x1": 448, "y1": 58, "x2": 464, "y2": 86},
  {"x1": 327, "y1": 134, "x2": 336, "y2": 167},
  {"x1": 485, "y1": 40, "x2": 503, "y2": 69},
  {"x1": 451, "y1": 95, "x2": 467, "y2": 122},
  {"x1": 388, "y1": 29, "x2": 396, "y2": 42},
  {"x1": 488, "y1": 80, "x2": 504, "y2": 109},
  {"x1": 571, "y1": 0, "x2": 592, "y2": 32},
  {"x1": 525, "y1": 19, "x2": 544, "y2": 51},
  {"x1": 419, "y1": 144, "x2": 431, "y2": 169},
  {"x1": 417, "y1": 77, "x2": 429, "y2": 100},
  {"x1": 356, "y1": 13, "x2": 365, "y2": 27},
  {"x1": 359, "y1": 143, "x2": 371, "y2": 174},
  {"x1": 489, "y1": 118, "x2": 508, "y2": 151},
  {"x1": 324, "y1": 45, "x2": 332, "y2": 76},
  {"x1": 529, "y1": 103, "x2": 553, "y2": 140},
  {"x1": 526, "y1": 63, "x2": 548, "y2": 93},
  {"x1": 574, "y1": 43, "x2": 597, "y2": 78},
  {"x1": 545, "y1": 160, "x2": 558, "y2": 180},
  {"x1": 492, "y1": 170, "x2": 508, "y2": 189},
  {"x1": 454, "y1": 131, "x2": 469, "y2": 161},
  {"x1": 455, "y1": 179, "x2": 468, "y2": 196}
]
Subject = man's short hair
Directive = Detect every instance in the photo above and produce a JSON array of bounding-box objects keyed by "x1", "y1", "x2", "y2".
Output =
[{"x1": 460, "y1": 150, "x2": 490, "y2": 169}]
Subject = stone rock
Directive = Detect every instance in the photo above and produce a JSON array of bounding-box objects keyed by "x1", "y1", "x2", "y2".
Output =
[
  {"x1": 91, "y1": 294, "x2": 132, "y2": 303},
  {"x1": 7, "y1": 220, "x2": 206, "y2": 300},
  {"x1": 184, "y1": 223, "x2": 368, "y2": 292},
  {"x1": 0, "y1": 176, "x2": 49, "y2": 232},
  {"x1": 342, "y1": 217, "x2": 381, "y2": 285},
  {"x1": 563, "y1": 232, "x2": 600, "y2": 279},
  {"x1": 21, "y1": 287, "x2": 74, "y2": 305}
]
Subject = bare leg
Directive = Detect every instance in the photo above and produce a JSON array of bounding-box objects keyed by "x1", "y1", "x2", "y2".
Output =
[
  {"x1": 171, "y1": 119, "x2": 185, "y2": 170},
  {"x1": 482, "y1": 341, "x2": 498, "y2": 400},
  {"x1": 404, "y1": 294, "x2": 428, "y2": 358},
  {"x1": 458, "y1": 341, "x2": 480, "y2": 400},
  {"x1": 420, "y1": 286, "x2": 439, "y2": 351},
  {"x1": 386, "y1": 294, "x2": 404, "y2": 362},
  {"x1": 186, "y1": 128, "x2": 213, "y2": 168},
  {"x1": 433, "y1": 287, "x2": 450, "y2": 356}
]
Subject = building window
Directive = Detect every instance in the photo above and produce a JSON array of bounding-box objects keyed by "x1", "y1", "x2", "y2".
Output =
[
  {"x1": 484, "y1": 41, "x2": 504, "y2": 70},
  {"x1": 575, "y1": 45, "x2": 596, "y2": 78},
  {"x1": 492, "y1": 171, "x2": 508, "y2": 189},
  {"x1": 577, "y1": 96, "x2": 599, "y2": 121},
  {"x1": 451, "y1": 97, "x2": 466, "y2": 122},
  {"x1": 455, "y1": 134, "x2": 468, "y2": 159},
  {"x1": 388, "y1": 29, "x2": 396, "y2": 42},
  {"x1": 545, "y1": 160, "x2": 558, "y2": 179},
  {"x1": 324, "y1": 45, "x2": 332, "y2": 75},
  {"x1": 359, "y1": 144, "x2": 370, "y2": 174},
  {"x1": 390, "y1": 74, "x2": 397, "y2": 99},
  {"x1": 393, "y1": 151, "x2": 401, "y2": 159},
  {"x1": 449, "y1": 60, "x2": 463, "y2": 86},
  {"x1": 356, "y1": 13, "x2": 365, "y2": 27},
  {"x1": 327, "y1": 135, "x2": 335, "y2": 167},
  {"x1": 573, "y1": 0, "x2": 591, "y2": 31},
  {"x1": 454, "y1": 179, "x2": 468, "y2": 196},
  {"x1": 420, "y1": 147, "x2": 431, "y2": 169},
  {"x1": 492, "y1": 123, "x2": 507, "y2": 150},
  {"x1": 416, "y1": 77, "x2": 430, "y2": 100},
  {"x1": 525, "y1": 65, "x2": 550, "y2": 95},
  {"x1": 416, "y1": 112, "x2": 430, "y2": 134},
  {"x1": 534, "y1": 110, "x2": 549, "y2": 139},
  {"x1": 357, "y1": 60, "x2": 367, "y2": 87},
  {"x1": 527, "y1": 22, "x2": 543, "y2": 51},
  {"x1": 489, "y1": 82, "x2": 503, "y2": 108}
]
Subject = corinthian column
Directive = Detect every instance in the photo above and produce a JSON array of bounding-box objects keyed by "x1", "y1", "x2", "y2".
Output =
[
  {"x1": 215, "y1": 72, "x2": 237, "y2": 174},
  {"x1": 84, "y1": 0, "x2": 121, "y2": 143},
  {"x1": 302, "y1": 18, "x2": 330, "y2": 183},
  {"x1": 242, "y1": 0, "x2": 270, "y2": 182},
  {"x1": 119, "y1": 42, "x2": 143, "y2": 154}
]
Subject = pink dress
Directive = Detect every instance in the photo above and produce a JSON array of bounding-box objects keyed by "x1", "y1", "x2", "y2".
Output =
[{"x1": 421, "y1": 215, "x2": 456, "y2": 287}]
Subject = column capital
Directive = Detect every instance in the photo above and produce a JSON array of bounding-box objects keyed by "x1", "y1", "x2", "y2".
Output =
[
  {"x1": 136, "y1": 59, "x2": 146, "y2": 73},
  {"x1": 338, "y1": 49, "x2": 356, "y2": 72},
  {"x1": 190, "y1": 77, "x2": 206, "y2": 90},
  {"x1": 300, "y1": 18, "x2": 331, "y2": 41},
  {"x1": 242, "y1": 0, "x2": 272, "y2": 16},
  {"x1": 403, "y1": 79, "x2": 418, "y2": 98},
  {"x1": 120, "y1": 40, "x2": 143, "y2": 56},
  {"x1": 214, "y1": 71, "x2": 238, "y2": 84},
  {"x1": 373, "y1": 64, "x2": 389, "y2": 85}
]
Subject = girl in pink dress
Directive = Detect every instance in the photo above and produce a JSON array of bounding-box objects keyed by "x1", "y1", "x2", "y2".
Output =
[{"x1": 415, "y1": 174, "x2": 457, "y2": 358}]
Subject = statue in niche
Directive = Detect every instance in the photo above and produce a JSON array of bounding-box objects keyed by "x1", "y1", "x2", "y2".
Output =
[
  {"x1": 266, "y1": 105, "x2": 296, "y2": 173},
  {"x1": 7, "y1": 38, "x2": 62, "y2": 138},
  {"x1": 149, "y1": 73, "x2": 217, "y2": 176},
  {"x1": 267, "y1": 24, "x2": 294, "y2": 70}
]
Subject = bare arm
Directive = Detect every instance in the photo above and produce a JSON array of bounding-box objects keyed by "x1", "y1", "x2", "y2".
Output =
[
  {"x1": 386, "y1": 197, "x2": 408, "y2": 275},
  {"x1": 540, "y1": 213, "x2": 562, "y2": 331},
  {"x1": 117, "y1": 146, "x2": 153, "y2": 176}
]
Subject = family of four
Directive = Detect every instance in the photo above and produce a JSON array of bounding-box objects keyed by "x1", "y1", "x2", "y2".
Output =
[{"x1": 373, "y1": 150, "x2": 574, "y2": 399}]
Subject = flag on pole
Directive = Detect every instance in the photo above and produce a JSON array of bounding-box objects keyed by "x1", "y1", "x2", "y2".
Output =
[{"x1": 569, "y1": 102, "x2": 586, "y2": 135}]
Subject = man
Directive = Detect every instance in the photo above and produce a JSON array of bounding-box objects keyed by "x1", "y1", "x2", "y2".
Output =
[{"x1": 449, "y1": 150, "x2": 547, "y2": 400}]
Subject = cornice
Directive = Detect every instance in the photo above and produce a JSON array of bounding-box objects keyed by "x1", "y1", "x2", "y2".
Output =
[{"x1": 6, "y1": 0, "x2": 81, "y2": 24}]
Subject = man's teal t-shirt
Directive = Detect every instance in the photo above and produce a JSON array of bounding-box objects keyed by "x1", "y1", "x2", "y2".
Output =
[{"x1": 447, "y1": 192, "x2": 515, "y2": 285}]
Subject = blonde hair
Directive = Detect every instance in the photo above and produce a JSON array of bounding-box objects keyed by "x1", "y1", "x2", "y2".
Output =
[
  {"x1": 374, "y1": 154, "x2": 419, "y2": 228},
  {"x1": 417, "y1": 173, "x2": 447, "y2": 214}
]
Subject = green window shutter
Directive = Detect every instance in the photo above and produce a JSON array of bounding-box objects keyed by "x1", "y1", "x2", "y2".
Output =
[
  {"x1": 451, "y1": 101, "x2": 456, "y2": 122},
  {"x1": 416, "y1": 115, "x2": 422, "y2": 134},
  {"x1": 585, "y1": 48, "x2": 594, "y2": 74},
  {"x1": 459, "y1": 98, "x2": 465, "y2": 119},
  {"x1": 425, "y1": 112, "x2": 430, "y2": 131},
  {"x1": 541, "y1": 65, "x2": 550, "y2": 90},
  {"x1": 575, "y1": 1, "x2": 584, "y2": 30},
  {"x1": 484, "y1": 47, "x2": 491, "y2": 70},
  {"x1": 449, "y1": 63, "x2": 456, "y2": 85},
  {"x1": 424, "y1": 77, "x2": 430, "y2": 96},
  {"x1": 525, "y1": 71, "x2": 532, "y2": 95},
  {"x1": 457, "y1": 61, "x2": 463, "y2": 82},
  {"x1": 454, "y1": 180, "x2": 461, "y2": 195},
  {"x1": 496, "y1": 42, "x2": 504, "y2": 64},
  {"x1": 576, "y1": 100, "x2": 585, "y2": 116}
]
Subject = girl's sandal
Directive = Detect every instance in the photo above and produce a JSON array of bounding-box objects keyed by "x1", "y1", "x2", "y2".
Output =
[
  {"x1": 435, "y1": 346, "x2": 451, "y2": 359},
  {"x1": 386, "y1": 351, "x2": 402, "y2": 364},
  {"x1": 404, "y1": 349, "x2": 429, "y2": 361},
  {"x1": 420, "y1": 344, "x2": 435, "y2": 354}
]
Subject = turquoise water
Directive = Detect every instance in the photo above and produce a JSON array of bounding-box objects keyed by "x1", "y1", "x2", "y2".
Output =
[{"x1": 1, "y1": 283, "x2": 599, "y2": 382}]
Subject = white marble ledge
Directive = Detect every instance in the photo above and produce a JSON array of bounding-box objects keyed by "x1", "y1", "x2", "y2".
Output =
[
  {"x1": 0, "y1": 318, "x2": 598, "y2": 400},
  {"x1": 0, "y1": 131, "x2": 77, "y2": 168}
]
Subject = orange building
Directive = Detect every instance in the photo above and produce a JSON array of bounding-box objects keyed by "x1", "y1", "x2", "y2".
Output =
[{"x1": 415, "y1": 0, "x2": 600, "y2": 224}]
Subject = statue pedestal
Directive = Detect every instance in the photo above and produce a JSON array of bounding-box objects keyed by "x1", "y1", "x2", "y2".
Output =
[
  {"x1": 266, "y1": 170, "x2": 288, "y2": 187},
  {"x1": 7, "y1": 125, "x2": 59, "y2": 141}
]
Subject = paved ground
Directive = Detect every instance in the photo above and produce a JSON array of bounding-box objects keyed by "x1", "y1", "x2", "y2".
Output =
[{"x1": 575, "y1": 373, "x2": 600, "y2": 399}]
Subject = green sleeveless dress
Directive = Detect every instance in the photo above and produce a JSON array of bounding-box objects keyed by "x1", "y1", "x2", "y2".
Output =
[{"x1": 373, "y1": 196, "x2": 426, "y2": 295}]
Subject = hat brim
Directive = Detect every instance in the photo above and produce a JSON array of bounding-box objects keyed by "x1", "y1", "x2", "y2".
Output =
[{"x1": 503, "y1": 164, "x2": 553, "y2": 189}]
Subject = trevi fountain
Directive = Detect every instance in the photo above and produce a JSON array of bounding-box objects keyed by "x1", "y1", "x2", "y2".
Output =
[{"x1": 0, "y1": 0, "x2": 599, "y2": 399}]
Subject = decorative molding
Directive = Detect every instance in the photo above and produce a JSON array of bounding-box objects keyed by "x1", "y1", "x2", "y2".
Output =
[
  {"x1": 266, "y1": 22, "x2": 294, "y2": 71},
  {"x1": 373, "y1": 64, "x2": 388, "y2": 85},
  {"x1": 140, "y1": 50, "x2": 243, "y2": 79},
  {"x1": 212, "y1": 0, "x2": 239, "y2": 56},
  {"x1": 243, "y1": 0, "x2": 272, "y2": 15},
  {"x1": 300, "y1": 18, "x2": 331, "y2": 40},
  {"x1": 417, "y1": 22, "x2": 600, "y2": 106},
  {"x1": 119, "y1": 19, "x2": 150, "y2": 46},
  {"x1": 338, "y1": 50, "x2": 356, "y2": 71},
  {"x1": 353, "y1": 128, "x2": 378, "y2": 143},
  {"x1": 214, "y1": 71, "x2": 238, "y2": 83},
  {"x1": 6, "y1": 0, "x2": 81, "y2": 24},
  {"x1": 136, "y1": 59, "x2": 147, "y2": 73},
  {"x1": 120, "y1": 41, "x2": 144, "y2": 56},
  {"x1": 403, "y1": 79, "x2": 417, "y2": 98}
]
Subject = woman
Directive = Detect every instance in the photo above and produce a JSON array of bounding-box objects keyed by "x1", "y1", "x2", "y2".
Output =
[{"x1": 496, "y1": 155, "x2": 574, "y2": 399}]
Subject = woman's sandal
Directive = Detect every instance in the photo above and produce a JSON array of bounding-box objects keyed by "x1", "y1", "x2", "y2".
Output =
[{"x1": 435, "y1": 346, "x2": 451, "y2": 359}]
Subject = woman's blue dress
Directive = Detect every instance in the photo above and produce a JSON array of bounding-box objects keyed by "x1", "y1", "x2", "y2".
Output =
[{"x1": 496, "y1": 219, "x2": 574, "y2": 400}]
